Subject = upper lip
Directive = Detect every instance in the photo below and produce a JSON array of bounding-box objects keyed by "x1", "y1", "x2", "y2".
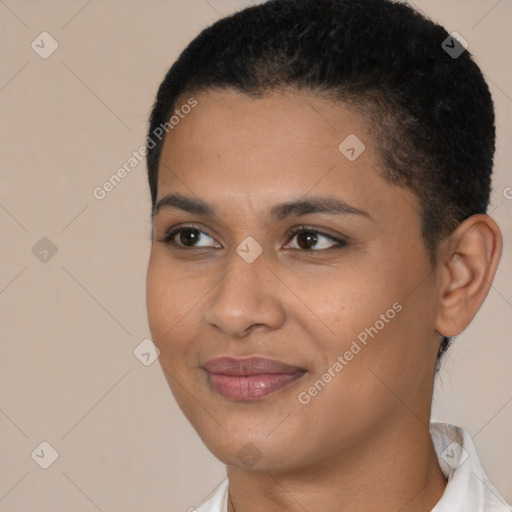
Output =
[{"x1": 202, "y1": 356, "x2": 305, "y2": 376}]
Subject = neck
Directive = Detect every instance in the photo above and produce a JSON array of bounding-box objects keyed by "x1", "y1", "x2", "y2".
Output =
[{"x1": 226, "y1": 417, "x2": 447, "y2": 512}]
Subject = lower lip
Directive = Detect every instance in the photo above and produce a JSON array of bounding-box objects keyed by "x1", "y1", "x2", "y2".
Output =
[{"x1": 206, "y1": 371, "x2": 305, "y2": 401}]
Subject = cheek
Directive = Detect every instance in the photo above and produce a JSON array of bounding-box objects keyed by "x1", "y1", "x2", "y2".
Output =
[
  {"x1": 303, "y1": 266, "x2": 391, "y2": 343},
  {"x1": 146, "y1": 255, "x2": 187, "y2": 351},
  {"x1": 146, "y1": 262, "x2": 169, "y2": 339},
  {"x1": 146, "y1": 262, "x2": 194, "y2": 403},
  {"x1": 146, "y1": 254, "x2": 208, "y2": 380},
  {"x1": 305, "y1": 259, "x2": 420, "y2": 380}
]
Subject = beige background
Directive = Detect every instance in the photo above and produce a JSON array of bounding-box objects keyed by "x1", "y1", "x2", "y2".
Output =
[{"x1": 0, "y1": 0, "x2": 511, "y2": 510}]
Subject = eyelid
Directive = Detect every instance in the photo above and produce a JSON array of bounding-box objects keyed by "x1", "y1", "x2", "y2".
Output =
[
  {"x1": 156, "y1": 223, "x2": 221, "y2": 248},
  {"x1": 284, "y1": 224, "x2": 347, "y2": 250}
]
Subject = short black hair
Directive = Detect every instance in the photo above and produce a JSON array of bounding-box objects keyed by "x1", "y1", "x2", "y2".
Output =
[{"x1": 146, "y1": 0, "x2": 495, "y2": 368}]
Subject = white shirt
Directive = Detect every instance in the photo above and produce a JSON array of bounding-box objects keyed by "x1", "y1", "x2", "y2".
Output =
[{"x1": 195, "y1": 422, "x2": 511, "y2": 512}]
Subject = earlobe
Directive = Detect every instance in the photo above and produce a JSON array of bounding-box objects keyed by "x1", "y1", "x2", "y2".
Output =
[{"x1": 435, "y1": 214, "x2": 502, "y2": 337}]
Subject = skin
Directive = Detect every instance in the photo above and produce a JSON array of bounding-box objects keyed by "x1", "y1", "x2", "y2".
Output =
[{"x1": 146, "y1": 89, "x2": 502, "y2": 512}]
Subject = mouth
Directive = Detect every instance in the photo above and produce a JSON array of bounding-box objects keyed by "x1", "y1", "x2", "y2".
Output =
[{"x1": 202, "y1": 356, "x2": 307, "y2": 401}]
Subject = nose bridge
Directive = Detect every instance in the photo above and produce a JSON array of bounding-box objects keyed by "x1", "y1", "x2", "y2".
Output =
[
  {"x1": 204, "y1": 246, "x2": 285, "y2": 336},
  {"x1": 217, "y1": 246, "x2": 269, "y2": 309}
]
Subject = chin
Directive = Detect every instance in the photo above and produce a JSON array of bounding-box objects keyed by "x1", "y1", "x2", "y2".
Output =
[{"x1": 193, "y1": 421, "x2": 314, "y2": 473}]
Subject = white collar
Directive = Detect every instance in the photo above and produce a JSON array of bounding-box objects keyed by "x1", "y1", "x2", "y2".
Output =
[
  {"x1": 195, "y1": 422, "x2": 510, "y2": 512},
  {"x1": 430, "y1": 422, "x2": 510, "y2": 511}
]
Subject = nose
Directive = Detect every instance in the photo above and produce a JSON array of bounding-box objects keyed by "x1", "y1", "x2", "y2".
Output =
[{"x1": 203, "y1": 252, "x2": 286, "y2": 338}]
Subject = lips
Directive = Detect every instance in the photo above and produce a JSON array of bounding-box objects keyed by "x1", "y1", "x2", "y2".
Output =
[
  {"x1": 203, "y1": 356, "x2": 304, "y2": 375},
  {"x1": 202, "y1": 356, "x2": 306, "y2": 400}
]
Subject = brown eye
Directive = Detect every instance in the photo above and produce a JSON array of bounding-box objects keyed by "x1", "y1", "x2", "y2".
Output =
[
  {"x1": 286, "y1": 227, "x2": 346, "y2": 251},
  {"x1": 159, "y1": 226, "x2": 220, "y2": 249},
  {"x1": 178, "y1": 228, "x2": 201, "y2": 246},
  {"x1": 296, "y1": 231, "x2": 318, "y2": 249}
]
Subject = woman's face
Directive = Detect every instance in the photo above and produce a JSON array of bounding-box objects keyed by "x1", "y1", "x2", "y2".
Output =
[{"x1": 146, "y1": 89, "x2": 442, "y2": 471}]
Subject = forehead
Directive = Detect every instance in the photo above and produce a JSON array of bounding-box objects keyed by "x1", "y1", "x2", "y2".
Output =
[
  {"x1": 156, "y1": 89, "x2": 421, "y2": 227},
  {"x1": 164, "y1": 88, "x2": 365, "y2": 155}
]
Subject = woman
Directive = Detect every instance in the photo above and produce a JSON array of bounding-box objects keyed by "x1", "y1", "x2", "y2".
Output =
[{"x1": 145, "y1": 0, "x2": 510, "y2": 510}]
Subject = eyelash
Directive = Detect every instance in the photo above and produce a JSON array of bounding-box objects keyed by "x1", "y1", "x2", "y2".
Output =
[{"x1": 156, "y1": 224, "x2": 348, "y2": 251}]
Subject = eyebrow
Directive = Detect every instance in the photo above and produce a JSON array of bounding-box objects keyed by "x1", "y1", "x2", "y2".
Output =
[{"x1": 153, "y1": 192, "x2": 371, "y2": 222}]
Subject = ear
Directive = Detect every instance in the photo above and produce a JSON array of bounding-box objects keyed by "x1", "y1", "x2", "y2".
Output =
[{"x1": 435, "y1": 214, "x2": 503, "y2": 337}]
